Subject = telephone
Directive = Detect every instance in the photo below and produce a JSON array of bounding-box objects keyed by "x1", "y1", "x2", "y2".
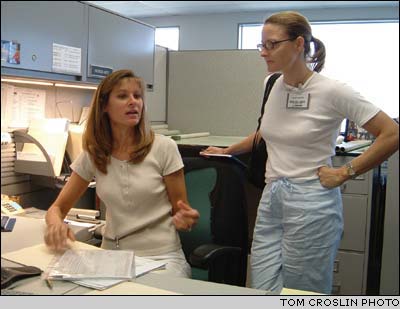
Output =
[{"x1": 1, "y1": 200, "x2": 25, "y2": 215}]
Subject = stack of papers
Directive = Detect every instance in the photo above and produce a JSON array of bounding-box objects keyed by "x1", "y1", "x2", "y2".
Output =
[
  {"x1": 42, "y1": 249, "x2": 166, "y2": 290},
  {"x1": 3, "y1": 243, "x2": 167, "y2": 291},
  {"x1": 44, "y1": 249, "x2": 135, "y2": 280},
  {"x1": 73, "y1": 257, "x2": 166, "y2": 290}
]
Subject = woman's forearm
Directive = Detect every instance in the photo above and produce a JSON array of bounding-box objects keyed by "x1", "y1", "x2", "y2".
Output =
[
  {"x1": 350, "y1": 130, "x2": 398, "y2": 176},
  {"x1": 45, "y1": 205, "x2": 65, "y2": 225},
  {"x1": 224, "y1": 132, "x2": 258, "y2": 155}
]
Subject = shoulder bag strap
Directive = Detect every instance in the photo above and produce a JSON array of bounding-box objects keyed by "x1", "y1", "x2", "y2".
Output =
[{"x1": 256, "y1": 73, "x2": 281, "y2": 131}]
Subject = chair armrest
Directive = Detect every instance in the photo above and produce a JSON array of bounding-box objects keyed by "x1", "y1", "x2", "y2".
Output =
[{"x1": 189, "y1": 243, "x2": 241, "y2": 269}]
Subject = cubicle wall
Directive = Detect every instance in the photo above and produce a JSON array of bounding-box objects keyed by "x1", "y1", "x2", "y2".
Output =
[
  {"x1": 146, "y1": 45, "x2": 168, "y2": 123},
  {"x1": 167, "y1": 50, "x2": 268, "y2": 136}
]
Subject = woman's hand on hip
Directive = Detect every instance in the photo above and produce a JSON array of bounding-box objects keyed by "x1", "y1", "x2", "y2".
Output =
[{"x1": 317, "y1": 165, "x2": 348, "y2": 189}]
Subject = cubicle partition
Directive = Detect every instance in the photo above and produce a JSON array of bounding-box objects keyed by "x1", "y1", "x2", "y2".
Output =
[{"x1": 167, "y1": 50, "x2": 268, "y2": 137}]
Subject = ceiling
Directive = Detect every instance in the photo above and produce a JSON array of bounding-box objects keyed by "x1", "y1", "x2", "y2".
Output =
[{"x1": 85, "y1": 1, "x2": 398, "y2": 19}]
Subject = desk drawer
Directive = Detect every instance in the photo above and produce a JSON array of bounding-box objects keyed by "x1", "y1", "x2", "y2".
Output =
[
  {"x1": 339, "y1": 194, "x2": 368, "y2": 251},
  {"x1": 332, "y1": 251, "x2": 364, "y2": 295},
  {"x1": 339, "y1": 176, "x2": 369, "y2": 195}
]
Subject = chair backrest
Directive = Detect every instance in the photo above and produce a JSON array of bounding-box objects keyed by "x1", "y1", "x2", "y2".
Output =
[
  {"x1": 179, "y1": 166, "x2": 217, "y2": 258},
  {"x1": 180, "y1": 156, "x2": 248, "y2": 285}
]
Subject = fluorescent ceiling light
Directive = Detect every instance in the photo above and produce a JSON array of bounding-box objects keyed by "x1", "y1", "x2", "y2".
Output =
[
  {"x1": 1, "y1": 78, "x2": 53, "y2": 86},
  {"x1": 55, "y1": 83, "x2": 97, "y2": 90}
]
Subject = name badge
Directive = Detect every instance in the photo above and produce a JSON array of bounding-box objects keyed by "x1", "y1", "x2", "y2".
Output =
[{"x1": 286, "y1": 93, "x2": 310, "y2": 109}]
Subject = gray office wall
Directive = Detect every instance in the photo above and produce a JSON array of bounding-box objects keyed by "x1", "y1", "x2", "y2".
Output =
[
  {"x1": 140, "y1": 6, "x2": 398, "y2": 51},
  {"x1": 167, "y1": 50, "x2": 267, "y2": 136},
  {"x1": 146, "y1": 45, "x2": 168, "y2": 123}
]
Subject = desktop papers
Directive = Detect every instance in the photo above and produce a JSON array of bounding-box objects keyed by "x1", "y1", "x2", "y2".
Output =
[
  {"x1": 2, "y1": 242, "x2": 167, "y2": 291},
  {"x1": 44, "y1": 249, "x2": 135, "y2": 280},
  {"x1": 72, "y1": 257, "x2": 166, "y2": 290}
]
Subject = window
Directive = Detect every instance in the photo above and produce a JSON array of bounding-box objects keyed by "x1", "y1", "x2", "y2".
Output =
[
  {"x1": 312, "y1": 22, "x2": 399, "y2": 118},
  {"x1": 155, "y1": 27, "x2": 179, "y2": 50},
  {"x1": 238, "y1": 22, "x2": 399, "y2": 117},
  {"x1": 238, "y1": 24, "x2": 263, "y2": 49}
]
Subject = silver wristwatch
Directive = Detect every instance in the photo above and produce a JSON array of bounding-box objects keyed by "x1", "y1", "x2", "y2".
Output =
[{"x1": 345, "y1": 161, "x2": 357, "y2": 179}]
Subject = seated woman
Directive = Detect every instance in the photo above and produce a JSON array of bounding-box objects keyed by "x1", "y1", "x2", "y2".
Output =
[{"x1": 44, "y1": 69, "x2": 199, "y2": 278}]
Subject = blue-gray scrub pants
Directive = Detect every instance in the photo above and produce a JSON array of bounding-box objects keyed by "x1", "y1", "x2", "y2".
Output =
[{"x1": 250, "y1": 178, "x2": 343, "y2": 294}]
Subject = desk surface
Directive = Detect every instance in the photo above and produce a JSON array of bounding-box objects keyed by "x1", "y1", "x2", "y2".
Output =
[
  {"x1": 175, "y1": 135, "x2": 244, "y2": 148},
  {"x1": 1, "y1": 214, "x2": 319, "y2": 295},
  {"x1": 1, "y1": 216, "x2": 268, "y2": 295},
  {"x1": 1, "y1": 214, "x2": 93, "y2": 254}
]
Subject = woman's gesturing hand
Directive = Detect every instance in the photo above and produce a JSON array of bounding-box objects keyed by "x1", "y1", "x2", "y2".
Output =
[{"x1": 172, "y1": 200, "x2": 200, "y2": 231}]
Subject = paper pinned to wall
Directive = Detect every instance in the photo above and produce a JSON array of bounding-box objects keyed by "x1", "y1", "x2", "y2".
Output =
[
  {"x1": 2, "y1": 84, "x2": 46, "y2": 129},
  {"x1": 52, "y1": 43, "x2": 82, "y2": 75}
]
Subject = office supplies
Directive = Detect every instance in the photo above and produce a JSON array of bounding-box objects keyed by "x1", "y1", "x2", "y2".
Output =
[
  {"x1": 67, "y1": 208, "x2": 100, "y2": 218},
  {"x1": 1, "y1": 216, "x2": 16, "y2": 232},
  {"x1": 2, "y1": 242, "x2": 99, "y2": 271},
  {"x1": 2, "y1": 242, "x2": 167, "y2": 291},
  {"x1": 1, "y1": 215, "x2": 9, "y2": 228},
  {"x1": 1, "y1": 200, "x2": 25, "y2": 215},
  {"x1": 199, "y1": 152, "x2": 247, "y2": 168},
  {"x1": 76, "y1": 214, "x2": 96, "y2": 221},
  {"x1": 68, "y1": 256, "x2": 165, "y2": 290},
  {"x1": 1, "y1": 266, "x2": 42, "y2": 289},
  {"x1": 335, "y1": 140, "x2": 372, "y2": 153},
  {"x1": 63, "y1": 218, "x2": 96, "y2": 228},
  {"x1": 43, "y1": 249, "x2": 135, "y2": 280},
  {"x1": 1, "y1": 132, "x2": 12, "y2": 145},
  {"x1": 199, "y1": 152, "x2": 232, "y2": 158},
  {"x1": 45, "y1": 278, "x2": 53, "y2": 290},
  {"x1": 171, "y1": 132, "x2": 210, "y2": 140},
  {"x1": 14, "y1": 118, "x2": 69, "y2": 177},
  {"x1": 73, "y1": 215, "x2": 101, "y2": 224}
]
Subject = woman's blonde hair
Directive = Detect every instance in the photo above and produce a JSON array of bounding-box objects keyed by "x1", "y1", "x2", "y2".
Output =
[
  {"x1": 83, "y1": 69, "x2": 154, "y2": 174},
  {"x1": 265, "y1": 11, "x2": 325, "y2": 72}
]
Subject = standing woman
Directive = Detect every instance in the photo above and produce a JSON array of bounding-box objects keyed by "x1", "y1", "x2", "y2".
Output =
[
  {"x1": 202, "y1": 11, "x2": 398, "y2": 293},
  {"x1": 45, "y1": 69, "x2": 199, "y2": 278}
]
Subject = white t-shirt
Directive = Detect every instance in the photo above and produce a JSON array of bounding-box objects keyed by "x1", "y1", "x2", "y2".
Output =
[
  {"x1": 70, "y1": 134, "x2": 184, "y2": 256},
  {"x1": 260, "y1": 72, "x2": 380, "y2": 181}
]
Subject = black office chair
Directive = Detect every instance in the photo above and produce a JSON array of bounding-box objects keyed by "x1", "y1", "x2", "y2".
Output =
[{"x1": 180, "y1": 156, "x2": 248, "y2": 286}]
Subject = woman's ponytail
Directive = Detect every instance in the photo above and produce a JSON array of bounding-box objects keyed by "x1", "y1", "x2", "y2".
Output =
[{"x1": 309, "y1": 36, "x2": 326, "y2": 73}]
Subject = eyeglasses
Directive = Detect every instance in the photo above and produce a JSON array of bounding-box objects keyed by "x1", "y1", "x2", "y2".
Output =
[{"x1": 257, "y1": 38, "x2": 295, "y2": 51}]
